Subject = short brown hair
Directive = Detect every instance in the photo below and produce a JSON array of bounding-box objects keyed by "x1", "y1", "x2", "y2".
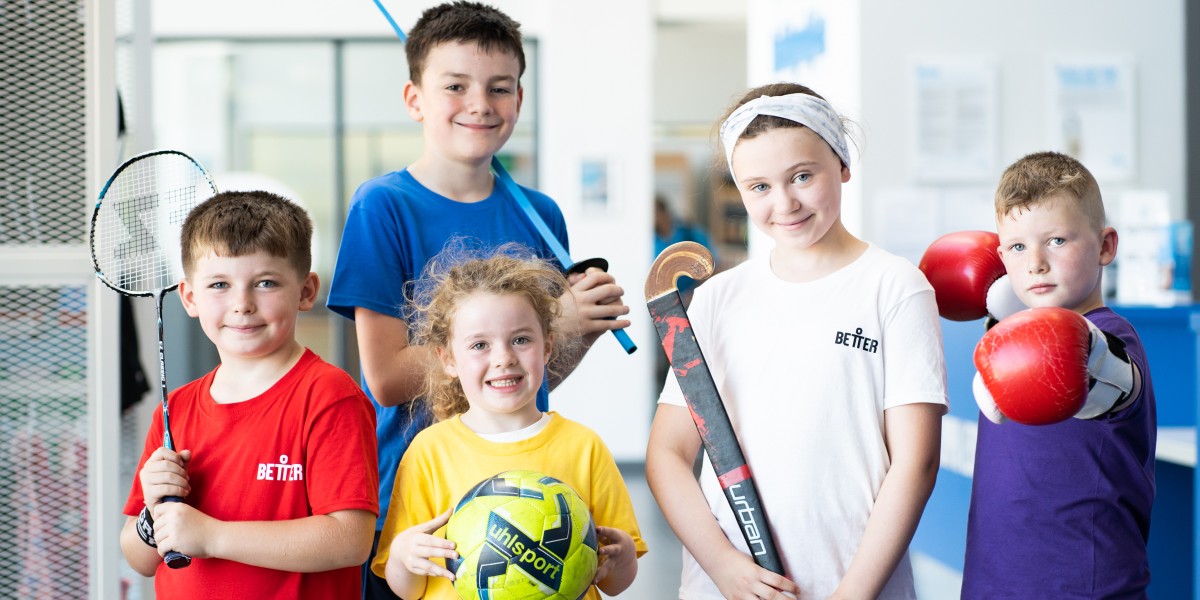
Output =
[
  {"x1": 995, "y1": 151, "x2": 1106, "y2": 230},
  {"x1": 410, "y1": 244, "x2": 567, "y2": 421},
  {"x1": 406, "y1": 1, "x2": 525, "y2": 84},
  {"x1": 181, "y1": 190, "x2": 313, "y2": 278}
]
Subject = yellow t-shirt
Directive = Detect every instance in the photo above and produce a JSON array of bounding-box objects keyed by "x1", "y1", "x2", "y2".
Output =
[{"x1": 371, "y1": 412, "x2": 648, "y2": 599}]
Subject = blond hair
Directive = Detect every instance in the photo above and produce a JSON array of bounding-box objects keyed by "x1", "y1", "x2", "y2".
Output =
[
  {"x1": 995, "y1": 151, "x2": 1106, "y2": 230},
  {"x1": 410, "y1": 244, "x2": 569, "y2": 421}
]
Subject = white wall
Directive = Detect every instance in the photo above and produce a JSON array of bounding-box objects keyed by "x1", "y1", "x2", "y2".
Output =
[
  {"x1": 153, "y1": 1, "x2": 415, "y2": 37},
  {"x1": 656, "y1": 0, "x2": 745, "y2": 26},
  {"x1": 655, "y1": 22, "x2": 747, "y2": 126},
  {"x1": 534, "y1": 1, "x2": 655, "y2": 461},
  {"x1": 152, "y1": 0, "x2": 656, "y2": 461},
  {"x1": 858, "y1": 0, "x2": 1185, "y2": 246}
]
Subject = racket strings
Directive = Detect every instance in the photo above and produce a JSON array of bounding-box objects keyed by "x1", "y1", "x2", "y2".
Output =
[{"x1": 93, "y1": 155, "x2": 209, "y2": 294}]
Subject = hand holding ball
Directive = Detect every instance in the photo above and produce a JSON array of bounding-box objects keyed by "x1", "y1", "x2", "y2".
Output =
[{"x1": 446, "y1": 470, "x2": 598, "y2": 600}]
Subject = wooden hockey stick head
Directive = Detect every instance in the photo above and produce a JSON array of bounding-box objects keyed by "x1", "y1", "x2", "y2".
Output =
[{"x1": 645, "y1": 241, "x2": 715, "y2": 301}]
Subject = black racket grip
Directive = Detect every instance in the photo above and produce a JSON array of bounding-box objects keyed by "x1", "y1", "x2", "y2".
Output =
[
  {"x1": 161, "y1": 496, "x2": 193, "y2": 569},
  {"x1": 566, "y1": 257, "x2": 637, "y2": 354}
]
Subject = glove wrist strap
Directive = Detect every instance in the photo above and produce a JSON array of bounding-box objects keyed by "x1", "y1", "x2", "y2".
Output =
[
  {"x1": 136, "y1": 505, "x2": 157, "y2": 548},
  {"x1": 1076, "y1": 321, "x2": 1135, "y2": 419}
]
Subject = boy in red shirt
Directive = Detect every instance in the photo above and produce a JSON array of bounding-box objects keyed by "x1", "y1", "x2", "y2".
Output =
[{"x1": 120, "y1": 191, "x2": 378, "y2": 599}]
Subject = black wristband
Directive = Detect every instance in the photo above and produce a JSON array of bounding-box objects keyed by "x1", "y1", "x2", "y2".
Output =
[{"x1": 136, "y1": 505, "x2": 157, "y2": 548}]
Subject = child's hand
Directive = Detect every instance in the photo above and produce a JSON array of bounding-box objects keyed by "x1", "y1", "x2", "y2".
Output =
[
  {"x1": 389, "y1": 509, "x2": 458, "y2": 580},
  {"x1": 138, "y1": 447, "x2": 192, "y2": 507},
  {"x1": 709, "y1": 547, "x2": 798, "y2": 600},
  {"x1": 561, "y1": 268, "x2": 631, "y2": 340},
  {"x1": 592, "y1": 525, "x2": 636, "y2": 585},
  {"x1": 152, "y1": 501, "x2": 217, "y2": 559}
]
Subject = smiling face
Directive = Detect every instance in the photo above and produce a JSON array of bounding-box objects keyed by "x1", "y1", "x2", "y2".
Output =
[
  {"x1": 179, "y1": 249, "x2": 318, "y2": 364},
  {"x1": 730, "y1": 126, "x2": 852, "y2": 256},
  {"x1": 404, "y1": 41, "x2": 523, "y2": 169},
  {"x1": 996, "y1": 194, "x2": 1117, "y2": 314},
  {"x1": 438, "y1": 291, "x2": 550, "y2": 433}
]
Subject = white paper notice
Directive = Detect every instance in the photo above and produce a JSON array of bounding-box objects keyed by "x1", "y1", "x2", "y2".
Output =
[
  {"x1": 910, "y1": 58, "x2": 998, "y2": 182},
  {"x1": 1048, "y1": 58, "x2": 1136, "y2": 182}
]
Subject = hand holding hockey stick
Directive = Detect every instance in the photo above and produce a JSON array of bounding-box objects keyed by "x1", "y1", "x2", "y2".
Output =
[{"x1": 645, "y1": 241, "x2": 784, "y2": 575}]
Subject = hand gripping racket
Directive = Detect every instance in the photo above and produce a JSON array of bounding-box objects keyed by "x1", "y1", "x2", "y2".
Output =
[
  {"x1": 370, "y1": 0, "x2": 636, "y2": 355},
  {"x1": 646, "y1": 241, "x2": 785, "y2": 575},
  {"x1": 90, "y1": 149, "x2": 218, "y2": 569}
]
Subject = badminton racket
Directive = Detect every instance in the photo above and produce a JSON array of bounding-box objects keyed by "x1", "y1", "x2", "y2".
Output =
[{"x1": 90, "y1": 149, "x2": 217, "y2": 569}]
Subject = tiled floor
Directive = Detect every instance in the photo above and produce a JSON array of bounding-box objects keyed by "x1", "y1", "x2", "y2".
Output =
[{"x1": 617, "y1": 462, "x2": 683, "y2": 599}]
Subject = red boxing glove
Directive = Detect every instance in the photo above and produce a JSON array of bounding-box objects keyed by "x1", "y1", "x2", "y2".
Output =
[
  {"x1": 973, "y1": 307, "x2": 1092, "y2": 425},
  {"x1": 920, "y1": 231, "x2": 1022, "y2": 322}
]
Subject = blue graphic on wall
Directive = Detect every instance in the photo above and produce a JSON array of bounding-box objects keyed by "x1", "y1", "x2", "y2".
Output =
[{"x1": 774, "y1": 14, "x2": 826, "y2": 72}]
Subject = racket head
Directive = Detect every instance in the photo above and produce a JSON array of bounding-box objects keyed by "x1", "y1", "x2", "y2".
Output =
[{"x1": 90, "y1": 150, "x2": 218, "y2": 297}]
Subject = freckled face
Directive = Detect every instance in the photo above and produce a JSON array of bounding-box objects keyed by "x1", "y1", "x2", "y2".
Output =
[{"x1": 996, "y1": 196, "x2": 1115, "y2": 314}]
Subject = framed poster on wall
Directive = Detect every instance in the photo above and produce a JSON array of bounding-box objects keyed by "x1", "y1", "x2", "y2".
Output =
[
  {"x1": 1047, "y1": 57, "x2": 1136, "y2": 183},
  {"x1": 909, "y1": 57, "x2": 998, "y2": 182}
]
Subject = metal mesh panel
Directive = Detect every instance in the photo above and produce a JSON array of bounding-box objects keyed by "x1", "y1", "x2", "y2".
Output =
[
  {"x1": 0, "y1": 0, "x2": 88, "y2": 245},
  {"x1": 0, "y1": 286, "x2": 89, "y2": 598}
]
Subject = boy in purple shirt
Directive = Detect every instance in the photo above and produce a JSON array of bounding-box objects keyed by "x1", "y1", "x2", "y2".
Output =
[{"x1": 962, "y1": 151, "x2": 1156, "y2": 598}]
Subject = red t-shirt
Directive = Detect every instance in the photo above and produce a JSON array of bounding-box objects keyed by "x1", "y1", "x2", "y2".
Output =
[{"x1": 124, "y1": 349, "x2": 378, "y2": 599}]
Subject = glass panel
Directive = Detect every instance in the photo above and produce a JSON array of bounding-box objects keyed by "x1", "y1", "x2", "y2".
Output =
[
  {"x1": 155, "y1": 42, "x2": 337, "y2": 361},
  {"x1": 0, "y1": 286, "x2": 89, "y2": 598},
  {"x1": 342, "y1": 42, "x2": 423, "y2": 201}
]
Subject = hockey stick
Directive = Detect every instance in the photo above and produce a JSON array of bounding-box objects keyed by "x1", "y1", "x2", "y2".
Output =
[{"x1": 645, "y1": 241, "x2": 784, "y2": 575}]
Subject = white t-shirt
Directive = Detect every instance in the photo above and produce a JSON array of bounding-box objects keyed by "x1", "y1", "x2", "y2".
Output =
[{"x1": 658, "y1": 245, "x2": 948, "y2": 600}]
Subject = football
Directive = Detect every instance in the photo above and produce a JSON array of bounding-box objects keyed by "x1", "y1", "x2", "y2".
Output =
[{"x1": 446, "y1": 470, "x2": 599, "y2": 600}]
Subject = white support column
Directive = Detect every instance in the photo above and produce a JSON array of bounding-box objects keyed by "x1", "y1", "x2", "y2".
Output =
[
  {"x1": 86, "y1": 0, "x2": 121, "y2": 596},
  {"x1": 533, "y1": 0, "x2": 656, "y2": 463}
]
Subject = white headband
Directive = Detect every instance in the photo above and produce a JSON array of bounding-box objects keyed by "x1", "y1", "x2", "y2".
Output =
[{"x1": 719, "y1": 93, "x2": 850, "y2": 180}]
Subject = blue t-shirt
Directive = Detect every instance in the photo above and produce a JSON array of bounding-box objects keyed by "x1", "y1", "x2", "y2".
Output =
[
  {"x1": 327, "y1": 168, "x2": 568, "y2": 529},
  {"x1": 963, "y1": 307, "x2": 1156, "y2": 599}
]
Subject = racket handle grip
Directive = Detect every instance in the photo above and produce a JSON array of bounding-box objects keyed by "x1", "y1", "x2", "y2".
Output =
[
  {"x1": 611, "y1": 327, "x2": 637, "y2": 354},
  {"x1": 566, "y1": 257, "x2": 637, "y2": 354},
  {"x1": 161, "y1": 496, "x2": 193, "y2": 569}
]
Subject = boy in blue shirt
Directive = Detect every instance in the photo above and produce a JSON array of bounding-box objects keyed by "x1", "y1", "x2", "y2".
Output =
[{"x1": 326, "y1": 3, "x2": 630, "y2": 598}]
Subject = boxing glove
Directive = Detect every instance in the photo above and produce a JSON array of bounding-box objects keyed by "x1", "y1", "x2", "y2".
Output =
[
  {"x1": 971, "y1": 371, "x2": 1008, "y2": 425},
  {"x1": 973, "y1": 307, "x2": 1135, "y2": 425},
  {"x1": 919, "y1": 231, "x2": 1024, "y2": 322}
]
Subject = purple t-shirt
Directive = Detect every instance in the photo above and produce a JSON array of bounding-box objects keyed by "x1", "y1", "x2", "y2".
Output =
[{"x1": 962, "y1": 307, "x2": 1155, "y2": 599}]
